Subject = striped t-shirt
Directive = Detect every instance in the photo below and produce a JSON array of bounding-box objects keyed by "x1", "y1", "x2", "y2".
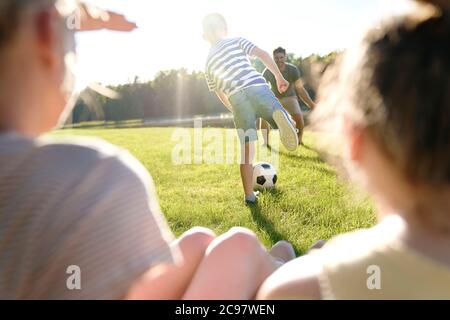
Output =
[
  {"x1": 0, "y1": 132, "x2": 180, "y2": 299},
  {"x1": 205, "y1": 37, "x2": 268, "y2": 97}
]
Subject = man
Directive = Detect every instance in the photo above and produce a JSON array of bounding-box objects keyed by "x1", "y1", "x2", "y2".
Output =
[
  {"x1": 0, "y1": 1, "x2": 295, "y2": 299},
  {"x1": 262, "y1": 47, "x2": 316, "y2": 146}
]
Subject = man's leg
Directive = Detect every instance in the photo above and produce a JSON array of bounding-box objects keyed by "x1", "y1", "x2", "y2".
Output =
[
  {"x1": 259, "y1": 118, "x2": 271, "y2": 147},
  {"x1": 281, "y1": 97, "x2": 305, "y2": 145},
  {"x1": 183, "y1": 228, "x2": 296, "y2": 300},
  {"x1": 292, "y1": 113, "x2": 305, "y2": 144}
]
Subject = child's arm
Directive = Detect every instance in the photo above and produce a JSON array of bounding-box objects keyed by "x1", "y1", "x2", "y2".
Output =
[
  {"x1": 251, "y1": 48, "x2": 289, "y2": 94},
  {"x1": 215, "y1": 90, "x2": 233, "y2": 112}
]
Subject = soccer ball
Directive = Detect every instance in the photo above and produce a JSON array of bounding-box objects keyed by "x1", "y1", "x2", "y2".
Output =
[{"x1": 253, "y1": 162, "x2": 278, "y2": 190}]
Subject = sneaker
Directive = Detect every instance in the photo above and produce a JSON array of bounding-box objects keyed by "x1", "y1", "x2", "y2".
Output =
[
  {"x1": 269, "y1": 241, "x2": 296, "y2": 265},
  {"x1": 306, "y1": 240, "x2": 327, "y2": 253},
  {"x1": 272, "y1": 109, "x2": 299, "y2": 151},
  {"x1": 245, "y1": 191, "x2": 260, "y2": 205}
]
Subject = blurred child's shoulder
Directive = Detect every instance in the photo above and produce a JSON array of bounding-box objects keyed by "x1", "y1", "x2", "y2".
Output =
[
  {"x1": 35, "y1": 135, "x2": 149, "y2": 181},
  {"x1": 311, "y1": 215, "x2": 404, "y2": 263},
  {"x1": 309, "y1": 215, "x2": 450, "y2": 299}
]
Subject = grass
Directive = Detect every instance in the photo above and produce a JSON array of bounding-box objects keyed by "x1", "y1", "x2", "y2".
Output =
[{"x1": 52, "y1": 127, "x2": 377, "y2": 254}]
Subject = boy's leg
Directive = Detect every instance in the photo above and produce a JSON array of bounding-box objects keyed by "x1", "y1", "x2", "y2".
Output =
[
  {"x1": 240, "y1": 141, "x2": 256, "y2": 201},
  {"x1": 230, "y1": 91, "x2": 259, "y2": 202},
  {"x1": 183, "y1": 227, "x2": 296, "y2": 300},
  {"x1": 254, "y1": 87, "x2": 298, "y2": 151}
]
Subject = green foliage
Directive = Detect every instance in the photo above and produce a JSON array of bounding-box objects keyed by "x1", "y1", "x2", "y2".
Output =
[
  {"x1": 72, "y1": 70, "x2": 224, "y2": 124},
  {"x1": 71, "y1": 51, "x2": 340, "y2": 124}
]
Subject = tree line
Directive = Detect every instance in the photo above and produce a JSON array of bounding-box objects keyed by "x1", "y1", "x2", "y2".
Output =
[{"x1": 70, "y1": 52, "x2": 339, "y2": 124}]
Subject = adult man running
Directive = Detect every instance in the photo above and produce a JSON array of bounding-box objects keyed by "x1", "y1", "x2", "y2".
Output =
[{"x1": 262, "y1": 47, "x2": 316, "y2": 146}]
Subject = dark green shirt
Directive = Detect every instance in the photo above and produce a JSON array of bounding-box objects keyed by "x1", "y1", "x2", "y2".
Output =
[{"x1": 263, "y1": 63, "x2": 301, "y2": 99}]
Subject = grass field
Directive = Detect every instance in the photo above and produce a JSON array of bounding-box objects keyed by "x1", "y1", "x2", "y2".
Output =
[{"x1": 53, "y1": 127, "x2": 377, "y2": 254}]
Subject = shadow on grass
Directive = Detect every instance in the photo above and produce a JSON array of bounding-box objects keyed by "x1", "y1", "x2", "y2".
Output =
[
  {"x1": 286, "y1": 153, "x2": 324, "y2": 164},
  {"x1": 275, "y1": 146, "x2": 339, "y2": 178},
  {"x1": 310, "y1": 165, "x2": 337, "y2": 178},
  {"x1": 247, "y1": 189, "x2": 300, "y2": 254},
  {"x1": 260, "y1": 187, "x2": 284, "y2": 198},
  {"x1": 248, "y1": 205, "x2": 285, "y2": 244},
  {"x1": 299, "y1": 143, "x2": 315, "y2": 152}
]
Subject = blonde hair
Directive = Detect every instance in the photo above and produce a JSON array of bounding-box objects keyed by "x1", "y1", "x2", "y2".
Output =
[{"x1": 202, "y1": 13, "x2": 227, "y2": 38}]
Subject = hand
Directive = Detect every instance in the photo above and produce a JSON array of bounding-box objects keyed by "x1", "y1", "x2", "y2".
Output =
[
  {"x1": 276, "y1": 77, "x2": 289, "y2": 94},
  {"x1": 78, "y1": 2, "x2": 137, "y2": 32}
]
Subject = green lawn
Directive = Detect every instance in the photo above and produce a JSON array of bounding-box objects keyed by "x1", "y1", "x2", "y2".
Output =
[{"x1": 53, "y1": 127, "x2": 376, "y2": 254}]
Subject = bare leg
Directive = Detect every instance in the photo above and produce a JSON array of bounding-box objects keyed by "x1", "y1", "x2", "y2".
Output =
[
  {"x1": 292, "y1": 113, "x2": 305, "y2": 144},
  {"x1": 126, "y1": 227, "x2": 215, "y2": 299},
  {"x1": 280, "y1": 97, "x2": 305, "y2": 145},
  {"x1": 183, "y1": 228, "x2": 293, "y2": 300},
  {"x1": 240, "y1": 141, "x2": 255, "y2": 198},
  {"x1": 260, "y1": 118, "x2": 271, "y2": 146}
]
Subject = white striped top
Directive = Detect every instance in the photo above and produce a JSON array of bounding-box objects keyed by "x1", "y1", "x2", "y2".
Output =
[
  {"x1": 205, "y1": 37, "x2": 268, "y2": 97},
  {"x1": 0, "y1": 132, "x2": 180, "y2": 299}
]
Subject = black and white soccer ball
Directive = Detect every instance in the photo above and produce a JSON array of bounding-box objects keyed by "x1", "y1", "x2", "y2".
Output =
[{"x1": 253, "y1": 162, "x2": 278, "y2": 190}]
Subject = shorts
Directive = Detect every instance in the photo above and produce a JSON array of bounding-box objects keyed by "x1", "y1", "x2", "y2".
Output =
[
  {"x1": 280, "y1": 96, "x2": 302, "y2": 116},
  {"x1": 229, "y1": 85, "x2": 282, "y2": 145}
]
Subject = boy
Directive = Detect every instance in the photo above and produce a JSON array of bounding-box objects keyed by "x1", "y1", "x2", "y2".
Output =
[{"x1": 202, "y1": 13, "x2": 299, "y2": 205}]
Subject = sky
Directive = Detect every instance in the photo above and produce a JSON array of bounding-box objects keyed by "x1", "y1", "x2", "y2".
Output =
[{"x1": 74, "y1": 0, "x2": 416, "y2": 89}]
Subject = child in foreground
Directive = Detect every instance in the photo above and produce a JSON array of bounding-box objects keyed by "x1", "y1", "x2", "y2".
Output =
[{"x1": 258, "y1": 0, "x2": 450, "y2": 299}]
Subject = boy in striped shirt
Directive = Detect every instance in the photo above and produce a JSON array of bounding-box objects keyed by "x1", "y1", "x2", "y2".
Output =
[{"x1": 203, "y1": 13, "x2": 299, "y2": 204}]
